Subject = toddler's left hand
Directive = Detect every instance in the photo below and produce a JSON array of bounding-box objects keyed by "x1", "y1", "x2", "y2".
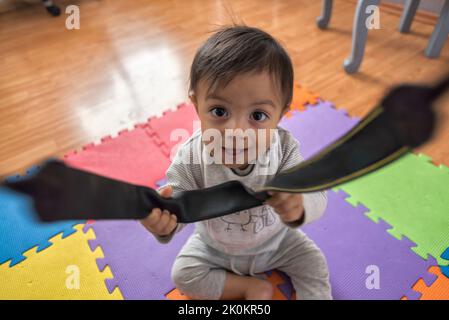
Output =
[{"x1": 264, "y1": 191, "x2": 304, "y2": 224}]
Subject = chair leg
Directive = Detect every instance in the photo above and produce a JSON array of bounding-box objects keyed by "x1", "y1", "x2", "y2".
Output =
[
  {"x1": 344, "y1": 0, "x2": 380, "y2": 74},
  {"x1": 425, "y1": 0, "x2": 449, "y2": 58},
  {"x1": 42, "y1": 0, "x2": 61, "y2": 16},
  {"x1": 398, "y1": 0, "x2": 420, "y2": 33},
  {"x1": 317, "y1": 0, "x2": 333, "y2": 29}
]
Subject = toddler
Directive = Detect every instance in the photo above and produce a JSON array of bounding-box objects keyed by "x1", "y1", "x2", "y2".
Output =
[{"x1": 141, "y1": 25, "x2": 331, "y2": 300}]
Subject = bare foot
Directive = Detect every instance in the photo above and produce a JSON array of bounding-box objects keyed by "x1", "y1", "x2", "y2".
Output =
[{"x1": 244, "y1": 277, "x2": 274, "y2": 300}]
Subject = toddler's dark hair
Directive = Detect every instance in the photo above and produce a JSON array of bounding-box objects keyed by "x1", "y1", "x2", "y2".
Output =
[{"x1": 189, "y1": 25, "x2": 294, "y2": 110}]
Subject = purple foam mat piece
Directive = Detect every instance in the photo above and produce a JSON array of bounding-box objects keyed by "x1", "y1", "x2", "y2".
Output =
[
  {"x1": 276, "y1": 270, "x2": 295, "y2": 300},
  {"x1": 277, "y1": 283, "x2": 294, "y2": 300},
  {"x1": 156, "y1": 178, "x2": 167, "y2": 188},
  {"x1": 300, "y1": 190, "x2": 437, "y2": 300},
  {"x1": 83, "y1": 221, "x2": 194, "y2": 300},
  {"x1": 279, "y1": 101, "x2": 359, "y2": 160}
]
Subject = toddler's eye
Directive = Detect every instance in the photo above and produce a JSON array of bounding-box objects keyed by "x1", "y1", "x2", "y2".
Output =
[
  {"x1": 210, "y1": 107, "x2": 228, "y2": 118},
  {"x1": 251, "y1": 111, "x2": 268, "y2": 122}
]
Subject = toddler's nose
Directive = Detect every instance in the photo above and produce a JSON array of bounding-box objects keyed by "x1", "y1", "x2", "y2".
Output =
[{"x1": 226, "y1": 117, "x2": 249, "y2": 131}]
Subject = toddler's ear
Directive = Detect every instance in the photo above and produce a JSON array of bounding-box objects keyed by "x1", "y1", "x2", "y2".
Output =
[{"x1": 189, "y1": 92, "x2": 198, "y2": 109}]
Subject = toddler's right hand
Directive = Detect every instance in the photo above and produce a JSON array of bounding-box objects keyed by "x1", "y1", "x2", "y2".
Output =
[{"x1": 140, "y1": 185, "x2": 178, "y2": 236}]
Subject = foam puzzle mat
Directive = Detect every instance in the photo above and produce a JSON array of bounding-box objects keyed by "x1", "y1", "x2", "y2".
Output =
[
  {"x1": 334, "y1": 154, "x2": 449, "y2": 267},
  {"x1": 0, "y1": 225, "x2": 122, "y2": 299},
  {"x1": 1, "y1": 85, "x2": 448, "y2": 300},
  {"x1": 1, "y1": 166, "x2": 81, "y2": 267}
]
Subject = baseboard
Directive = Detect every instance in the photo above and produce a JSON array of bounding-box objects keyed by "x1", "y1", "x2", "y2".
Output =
[
  {"x1": 343, "y1": 0, "x2": 439, "y2": 26},
  {"x1": 381, "y1": 2, "x2": 439, "y2": 25}
]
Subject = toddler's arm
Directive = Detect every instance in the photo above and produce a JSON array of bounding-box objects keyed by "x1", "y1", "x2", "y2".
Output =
[
  {"x1": 141, "y1": 144, "x2": 201, "y2": 244},
  {"x1": 278, "y1": 131, "x2": 328, "y2": 227}
]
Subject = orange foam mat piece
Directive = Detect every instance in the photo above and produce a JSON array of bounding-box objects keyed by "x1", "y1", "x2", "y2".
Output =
[
  {"x1": 402, "y1": 266, "x2": 449, "y2": 300},
  {"x1": 284, "y1": 84, "x2": 321, "y2": 118},
  {"x1": 165, "y1": 270, "x2": 297, "y2": 300}
]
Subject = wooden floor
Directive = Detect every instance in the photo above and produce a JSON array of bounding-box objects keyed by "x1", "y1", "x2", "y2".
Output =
[{"x1": 1, "y1": 0, "x2": 448, "y2": 176}]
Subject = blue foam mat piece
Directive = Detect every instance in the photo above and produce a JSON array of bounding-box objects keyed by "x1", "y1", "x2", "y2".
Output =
[{"x1": 0, "y1": 165, "x2": 82, "y2": 267}]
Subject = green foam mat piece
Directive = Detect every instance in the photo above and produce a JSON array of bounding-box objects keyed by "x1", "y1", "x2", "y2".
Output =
[{"x1": 334, "y1": 153, "x2": 449, "y2": 265}]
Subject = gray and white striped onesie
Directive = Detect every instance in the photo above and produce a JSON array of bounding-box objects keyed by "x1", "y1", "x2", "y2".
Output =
[{"x1": 153, "y1": 126, "x2": 332, "y2": 300}]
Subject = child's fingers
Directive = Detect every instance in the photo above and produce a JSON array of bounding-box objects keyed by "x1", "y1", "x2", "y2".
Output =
[
  {"x1": 274, "y1": 201, "x2": 302, "y2": 216},
  {"x1": 265, "y1": 193, "x2": 283, "y2": 207},
  {"x1": 277, "y1": 194, "x2": 301, "y2": 210},
  {"x1": 158, "y1": 185, "x2": 173, "y2": 198},
  {"x1": 157, "y1": 210, "x2": 171, "y2": 231},
  {"x1": 160, "y1": 214, "x2": 178, "y2": 235},
  {"x1": 143, "y1": 208, "x2": 162, "y2": 227},
  {"x1": 266, "y1": 192, "x2": 293, "y2": 207}
]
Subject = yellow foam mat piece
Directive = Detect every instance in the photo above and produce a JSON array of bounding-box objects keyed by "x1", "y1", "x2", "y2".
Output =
[{"x1": 0, "y1": 224, "x2": 123, "y2": 299}]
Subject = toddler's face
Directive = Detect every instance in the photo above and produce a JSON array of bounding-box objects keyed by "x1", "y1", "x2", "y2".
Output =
[{"x1": 190, "y1": 71, "x2": 288, "y2": 169}]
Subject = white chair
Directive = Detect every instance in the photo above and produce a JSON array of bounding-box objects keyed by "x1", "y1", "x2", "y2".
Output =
[{"x1": 317, "y1": 0, "x2": 449, "y2": 73}]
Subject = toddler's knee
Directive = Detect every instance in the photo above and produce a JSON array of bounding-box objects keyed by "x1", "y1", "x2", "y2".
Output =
[
  {"x1": 300, "y1": 248, "x2": 330, "y2": 282},
  {"x1": 171, "y1": 258, "x2": 208, "y2": 295}
]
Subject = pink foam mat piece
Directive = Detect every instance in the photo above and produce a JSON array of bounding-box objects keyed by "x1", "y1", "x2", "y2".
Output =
[
  {"x1": 64, "y1": 127, "x2": 169, "y2": 188},
  {"x1": 147, "y1": 103, "x2": 199, "y2": 158}
]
